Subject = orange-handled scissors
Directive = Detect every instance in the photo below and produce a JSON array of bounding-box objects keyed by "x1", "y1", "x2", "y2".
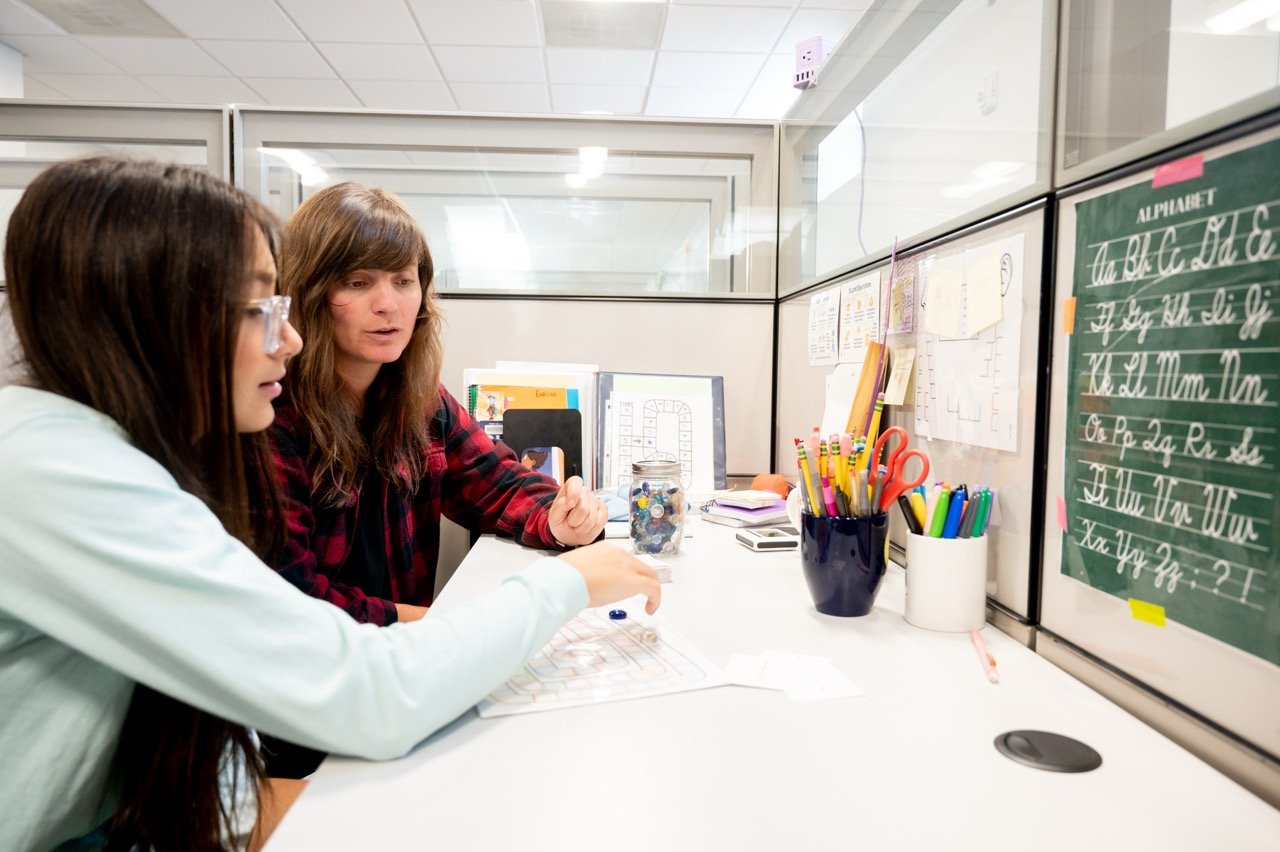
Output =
[{"x1": 869, "y1": 426, "x2": 930, "y2": 511}]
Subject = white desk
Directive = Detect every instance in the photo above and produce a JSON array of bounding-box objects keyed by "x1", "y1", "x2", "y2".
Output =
[{"x1": 269, "y1": 521, "x2": 1279, "y2": 850}]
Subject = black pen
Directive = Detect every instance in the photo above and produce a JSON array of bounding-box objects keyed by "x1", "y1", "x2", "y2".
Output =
[{"x1": 897, "y1": 494, "x2": 923, "y2": 534}]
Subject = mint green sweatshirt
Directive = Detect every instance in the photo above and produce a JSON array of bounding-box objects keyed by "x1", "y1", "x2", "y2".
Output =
[{"x1": 0, "y1": 386, "x2": 587, "y2": 851}]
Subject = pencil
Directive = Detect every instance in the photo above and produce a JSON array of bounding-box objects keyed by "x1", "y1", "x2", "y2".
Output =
[{"x1": 970, "y1": 629, "x2": 999, "y2": 684}]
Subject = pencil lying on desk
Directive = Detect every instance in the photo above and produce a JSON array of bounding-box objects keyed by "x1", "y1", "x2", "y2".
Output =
[{"x1": 970, "y1": 629, "x2": 999, "y2": 684}]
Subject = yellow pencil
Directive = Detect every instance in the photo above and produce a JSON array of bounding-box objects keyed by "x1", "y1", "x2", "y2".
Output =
[
  {"x1": 864, "y1": 394, "x2": 885, "y2": 472},
  {"x1": 795, "y1": 440, "x2": 823, "y2": 516}
]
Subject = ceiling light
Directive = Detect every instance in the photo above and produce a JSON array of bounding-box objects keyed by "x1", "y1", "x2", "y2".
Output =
[
  {"x1": 1205, "y1": 0, "x2": 1280, "y2": 33},
  {"x1": 578, "y1": 146, "x2": 608, "y2": 178}
]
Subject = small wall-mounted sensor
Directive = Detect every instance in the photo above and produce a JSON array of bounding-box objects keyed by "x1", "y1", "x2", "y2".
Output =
[{"x1": 794, "y1": 36, "x2": 833, "y2": 90}]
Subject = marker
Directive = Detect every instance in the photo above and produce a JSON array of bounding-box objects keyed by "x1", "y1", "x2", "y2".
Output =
[
  {"x1": 942, "y1": 486, "x2": 967, "y2": 538},
  {"x1": 821, "y1": 475, "x2": 837, "y2": 516},
  {"x1": 908, "y1": 490, "x2": 928, "y2": 529},
  {"x1": 970, "y1": 629, "x2": 999, "y2": 684},
  {"x1": 973, "y1": 489, "x2": 993, "y2": 537},
  {"x1": 928, "y1": 488, "x2": 951, "y2": 537},
  {"x1": 897, "y1": 494, "x2": 923, "y2": 534}
]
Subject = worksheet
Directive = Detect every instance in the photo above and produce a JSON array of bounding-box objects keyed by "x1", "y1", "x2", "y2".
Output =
[{"x1": 478, "y1": 599, "x2": 725, "y2": 717}]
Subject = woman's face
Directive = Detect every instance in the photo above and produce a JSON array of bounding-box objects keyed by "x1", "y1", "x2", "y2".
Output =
[
  {"x1": 232, "y1": 228, "x2": 302, "y2": 432},
  {"x1": 327, "y1": 264, "x2": 423, "y2": 393}
]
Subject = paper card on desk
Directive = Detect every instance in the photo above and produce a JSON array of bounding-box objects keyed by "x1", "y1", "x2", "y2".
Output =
[
  {"x1": 881, "y1": 347, "x2": 916, "y2": 406},
  {"x1": 478, "y1": 598, "x2": 723, "y2": 718},
  {"x1": 724, "y1": 651, "x2": 865, "y2": 701}
]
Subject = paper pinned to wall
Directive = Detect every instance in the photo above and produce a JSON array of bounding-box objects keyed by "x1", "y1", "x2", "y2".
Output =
[
  {"x1": 913, "y1": 232, "x2": 1025, "y2": 451},
  {"x1": 966, "y1": 251, "x2": 1004, "y2": 335},
  {"x1": 807, "y1": 287, "x2": 840, "y2": 365},
  {"x1": 881, "y1": 347, "x2": 915, "y2": 406},
  {"x1": 820, "y1": 361, "x2": 860, "y2": 438},
  {"x1": 924, "y1": 266, "x2": 963, "y2": 337},
  {"x1": 886, "y1": 267, "x2": 916, "y2": 334},
  {"x1": 837, "y1": 272, "x2": 880, "y2": 364}
]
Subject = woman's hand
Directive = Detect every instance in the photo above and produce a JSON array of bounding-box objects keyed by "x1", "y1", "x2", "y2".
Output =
[
  {"x1": 547, "y1": 476, "x2": 609, "y2": 546},
  {"x1": 557, "y1": 542, "x2": 661, "y2": 615}
]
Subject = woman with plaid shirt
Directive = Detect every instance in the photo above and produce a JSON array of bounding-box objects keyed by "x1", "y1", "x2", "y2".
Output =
[{"x1": 263, "y1": 182, "x2": 615, "y2": 777}]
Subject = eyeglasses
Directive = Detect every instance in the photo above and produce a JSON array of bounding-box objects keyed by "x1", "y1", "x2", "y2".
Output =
[{"x1": 243, "y1": 295, "x2": 291, "y2": 355}]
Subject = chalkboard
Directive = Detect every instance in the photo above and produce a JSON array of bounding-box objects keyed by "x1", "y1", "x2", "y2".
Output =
[
  {"x1": 1060, "y1": 136, "x2": 1279, "y2": 666},
  {"x1": 1043, "y1": 125, "x2": 1280, "y2": 759}
]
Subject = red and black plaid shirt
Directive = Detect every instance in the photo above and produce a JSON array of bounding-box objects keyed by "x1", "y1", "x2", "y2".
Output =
[{"x1": 270, "y1": 387, "x2": 561, "y2": 625}]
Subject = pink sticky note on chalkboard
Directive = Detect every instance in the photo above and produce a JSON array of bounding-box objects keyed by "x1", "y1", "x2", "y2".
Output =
[
  {"x1": 1151, "y1": 154, "x2": 1203, "y2": 188},
  {"x1": 1056, "y1": 496, "x2": 1067, "y2": 532}
]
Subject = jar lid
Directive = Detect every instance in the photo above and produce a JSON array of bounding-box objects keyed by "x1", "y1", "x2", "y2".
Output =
[{"x1": 632, "y1": 460, "x2": 682, "y2": 478}]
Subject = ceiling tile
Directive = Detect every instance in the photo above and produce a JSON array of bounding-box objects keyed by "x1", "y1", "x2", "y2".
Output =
[
  {"x1": 775, "y1": 8, "x2": 862, "y2": 54},
  {"x1": 143, "y1": 0, "x2": 303, "y2": 41},
  {"x1": 0, "y1": 0, "x2": 63, "y2": 36},
  {"x1": 736, "y1": 55, "x2": 802, "y2": 119},
  {"x1": 2, "y1": 34, "x2": 122, "y2": 73},
  {"x1": 671, "y1": 0, "x2": 795, "y2": 5},
  {"x1": 199, "y1": 40, "x2": 333, "y2": 78},
  {"x1": 134, "y1": 74, "x2": 264, "y2": 104},
  {"x1": 347, "y1": 79, "x2": 455, "y2": 110},
  {"x1": 652, "y1": 51, "x2": 765, "y2": 89},
  {"x1": 645, "y1": 86, "x2": 744, "y2": 119},
  {"x1": 409, "y1": 0, "x2": 540, "y2": 46},
  {"x1": 242, "y1": 76, "x2": 361, "y2": 107},
  {"x1": 432, "y1": 45, "x2": 544, "y2": 83},
  {"x1": 275, "y1": 0, "x2": 422, "y2": 44},
  {"x1": 451, "y1": 81, "x2": 549, "y2": 113},
  {"x1": 546, "y1": 47, "x2": 652, "y2": 86},
  {"x1": 77, "y1": 36, "x2": 229, "y2": 76},
  {"x1": 798, "y1": 0, "x2": 869, "y2": 8},
  {"x1": 550, "y1": 83, "x2": 644, "y2": 114},
  {"x1": 660, "y1": 6, "x2": 793, "y2": 53},
  {"x1": 26, "y1": 72, "x2": 162, "y2": 102},
  {"x1": 21, "y1": 74, "x2": 68, "y2": 98},
  {"x1": 316, "y1": 42, "x2": 441, "y2": 81}
]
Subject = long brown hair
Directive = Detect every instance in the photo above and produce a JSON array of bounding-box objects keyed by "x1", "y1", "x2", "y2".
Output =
[
  {"x1": 280, "y1": 181, "x2": 443, "y2": 506},
  {"x1": 3, "y1": 156, "x2": 284, "y2": 851}
]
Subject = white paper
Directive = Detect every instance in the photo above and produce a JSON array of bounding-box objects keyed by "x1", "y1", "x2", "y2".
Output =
[
  {"x1": 819, "y1": 361, "x2": 860, "y2": 438},
  {"x1": 913, "y1": 233, "x2": 1025, "y2": 451},
  {"x1": 881, "y1": 347, "x2": 916, "y2": 406},
  {"x1": 724, "y1": 650, "x2": 865, "y2": 701},
  {"x1": 807, "y1": 288, "x2": 840, "y2": 366},
  {"x1": 837, "y1": 273, "x2": 880, "y2": 363},
  {"x1": 479, "y1": 597, "x2": 723, "y2": 717}
]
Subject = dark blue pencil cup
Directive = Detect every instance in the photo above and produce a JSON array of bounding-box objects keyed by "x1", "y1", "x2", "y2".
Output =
[{"x1": 800, "y1": 512, "x2": 889, "y2": 617}]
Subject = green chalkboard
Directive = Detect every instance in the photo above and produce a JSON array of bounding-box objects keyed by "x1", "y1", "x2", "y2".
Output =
[{"x1": 1061, "y1": 136, "x2": 1280, "y2": 666}]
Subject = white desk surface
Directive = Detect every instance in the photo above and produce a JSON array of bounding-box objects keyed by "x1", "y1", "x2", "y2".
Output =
[{"x1": 269, "y1": 520, "x2": 1279, "y2": 851}]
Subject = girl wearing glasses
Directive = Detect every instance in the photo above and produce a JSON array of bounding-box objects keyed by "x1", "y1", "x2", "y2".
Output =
[{"x1": 0, "y1": 157, "x2": 659, "y2": 852}]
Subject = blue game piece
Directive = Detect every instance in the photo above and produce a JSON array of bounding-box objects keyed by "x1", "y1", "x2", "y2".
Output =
[{"x1": 608, "y1": 609, "x2": 627, "y2": 620}]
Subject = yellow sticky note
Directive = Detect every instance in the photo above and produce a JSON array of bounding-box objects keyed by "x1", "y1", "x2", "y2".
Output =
[
  {"x1": 1129, "y1": 598, "x2": 1166, "y2": 627},
  {"x1": 1062, "y1": 297, "x2": 1077, "y2": 334}
]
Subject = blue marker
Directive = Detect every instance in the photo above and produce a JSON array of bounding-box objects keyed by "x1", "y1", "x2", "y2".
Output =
[{"x1": 942, "y1": 486, "x2": 967, "y2": 538}]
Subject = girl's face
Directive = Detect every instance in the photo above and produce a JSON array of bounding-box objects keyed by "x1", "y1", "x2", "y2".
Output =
[
  {"x1": 232, "y1": 229, "x2": 302, "y2": 432},
  {"x1": 327, "y1": 264, "x2": 423, "y2": 394}
]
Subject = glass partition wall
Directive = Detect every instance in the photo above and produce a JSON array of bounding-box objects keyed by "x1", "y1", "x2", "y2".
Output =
[
  {"x1": 778, "y1": 0, "x2": 1059, "y2": 294},
  {"x1": 236, "y1": 109, "x2": 777, "y2": 298},
  {"x1": 0, "y1": 101, "x2": 227, "y2": 290}
]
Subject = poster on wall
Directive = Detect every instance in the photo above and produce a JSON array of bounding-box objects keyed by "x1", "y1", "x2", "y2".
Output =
[{"x1": 1058, "y1": 139, "x2": 1279, "y2": 666}]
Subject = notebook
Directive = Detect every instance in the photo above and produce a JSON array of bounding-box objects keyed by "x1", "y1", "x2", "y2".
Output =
[{"x1": 700, "y1": 499, "x2": 790, "y2": 528}]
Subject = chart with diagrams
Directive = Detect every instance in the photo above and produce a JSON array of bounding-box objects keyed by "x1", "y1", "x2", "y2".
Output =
[
  {"x1": 478, "y1": 601, "x2": 724, "y2": 718},
  {"x1": 913, "y1": 232, "x2": 1025, "y2": 452}
]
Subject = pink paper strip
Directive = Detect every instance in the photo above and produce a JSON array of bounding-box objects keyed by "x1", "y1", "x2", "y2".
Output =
[
  {"x1": 1151, "y1": 154, "x2": 1204, "y2": 189},
  {"x1": 1056, "y1": 496, "x2": 1067, "y2": 532}
]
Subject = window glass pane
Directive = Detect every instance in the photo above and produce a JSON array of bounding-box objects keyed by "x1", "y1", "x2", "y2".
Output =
[
  {"x1": 1059, "y1": 0, "x2": 1280, "y2": 181},
  {"x1": 779, "y1": 0, "x2": 1055, "y2": 293},
  {"x1": 257, "y1": 145, "x2": 747, "y2": 294},
  {"x1": 238, "y1": 112, "x2": 775, "y2": 298}
]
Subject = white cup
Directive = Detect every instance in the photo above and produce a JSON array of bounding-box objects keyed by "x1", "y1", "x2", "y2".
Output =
[{"x1": 903, "y1": 532, "x2": 989, "y2": 632}]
